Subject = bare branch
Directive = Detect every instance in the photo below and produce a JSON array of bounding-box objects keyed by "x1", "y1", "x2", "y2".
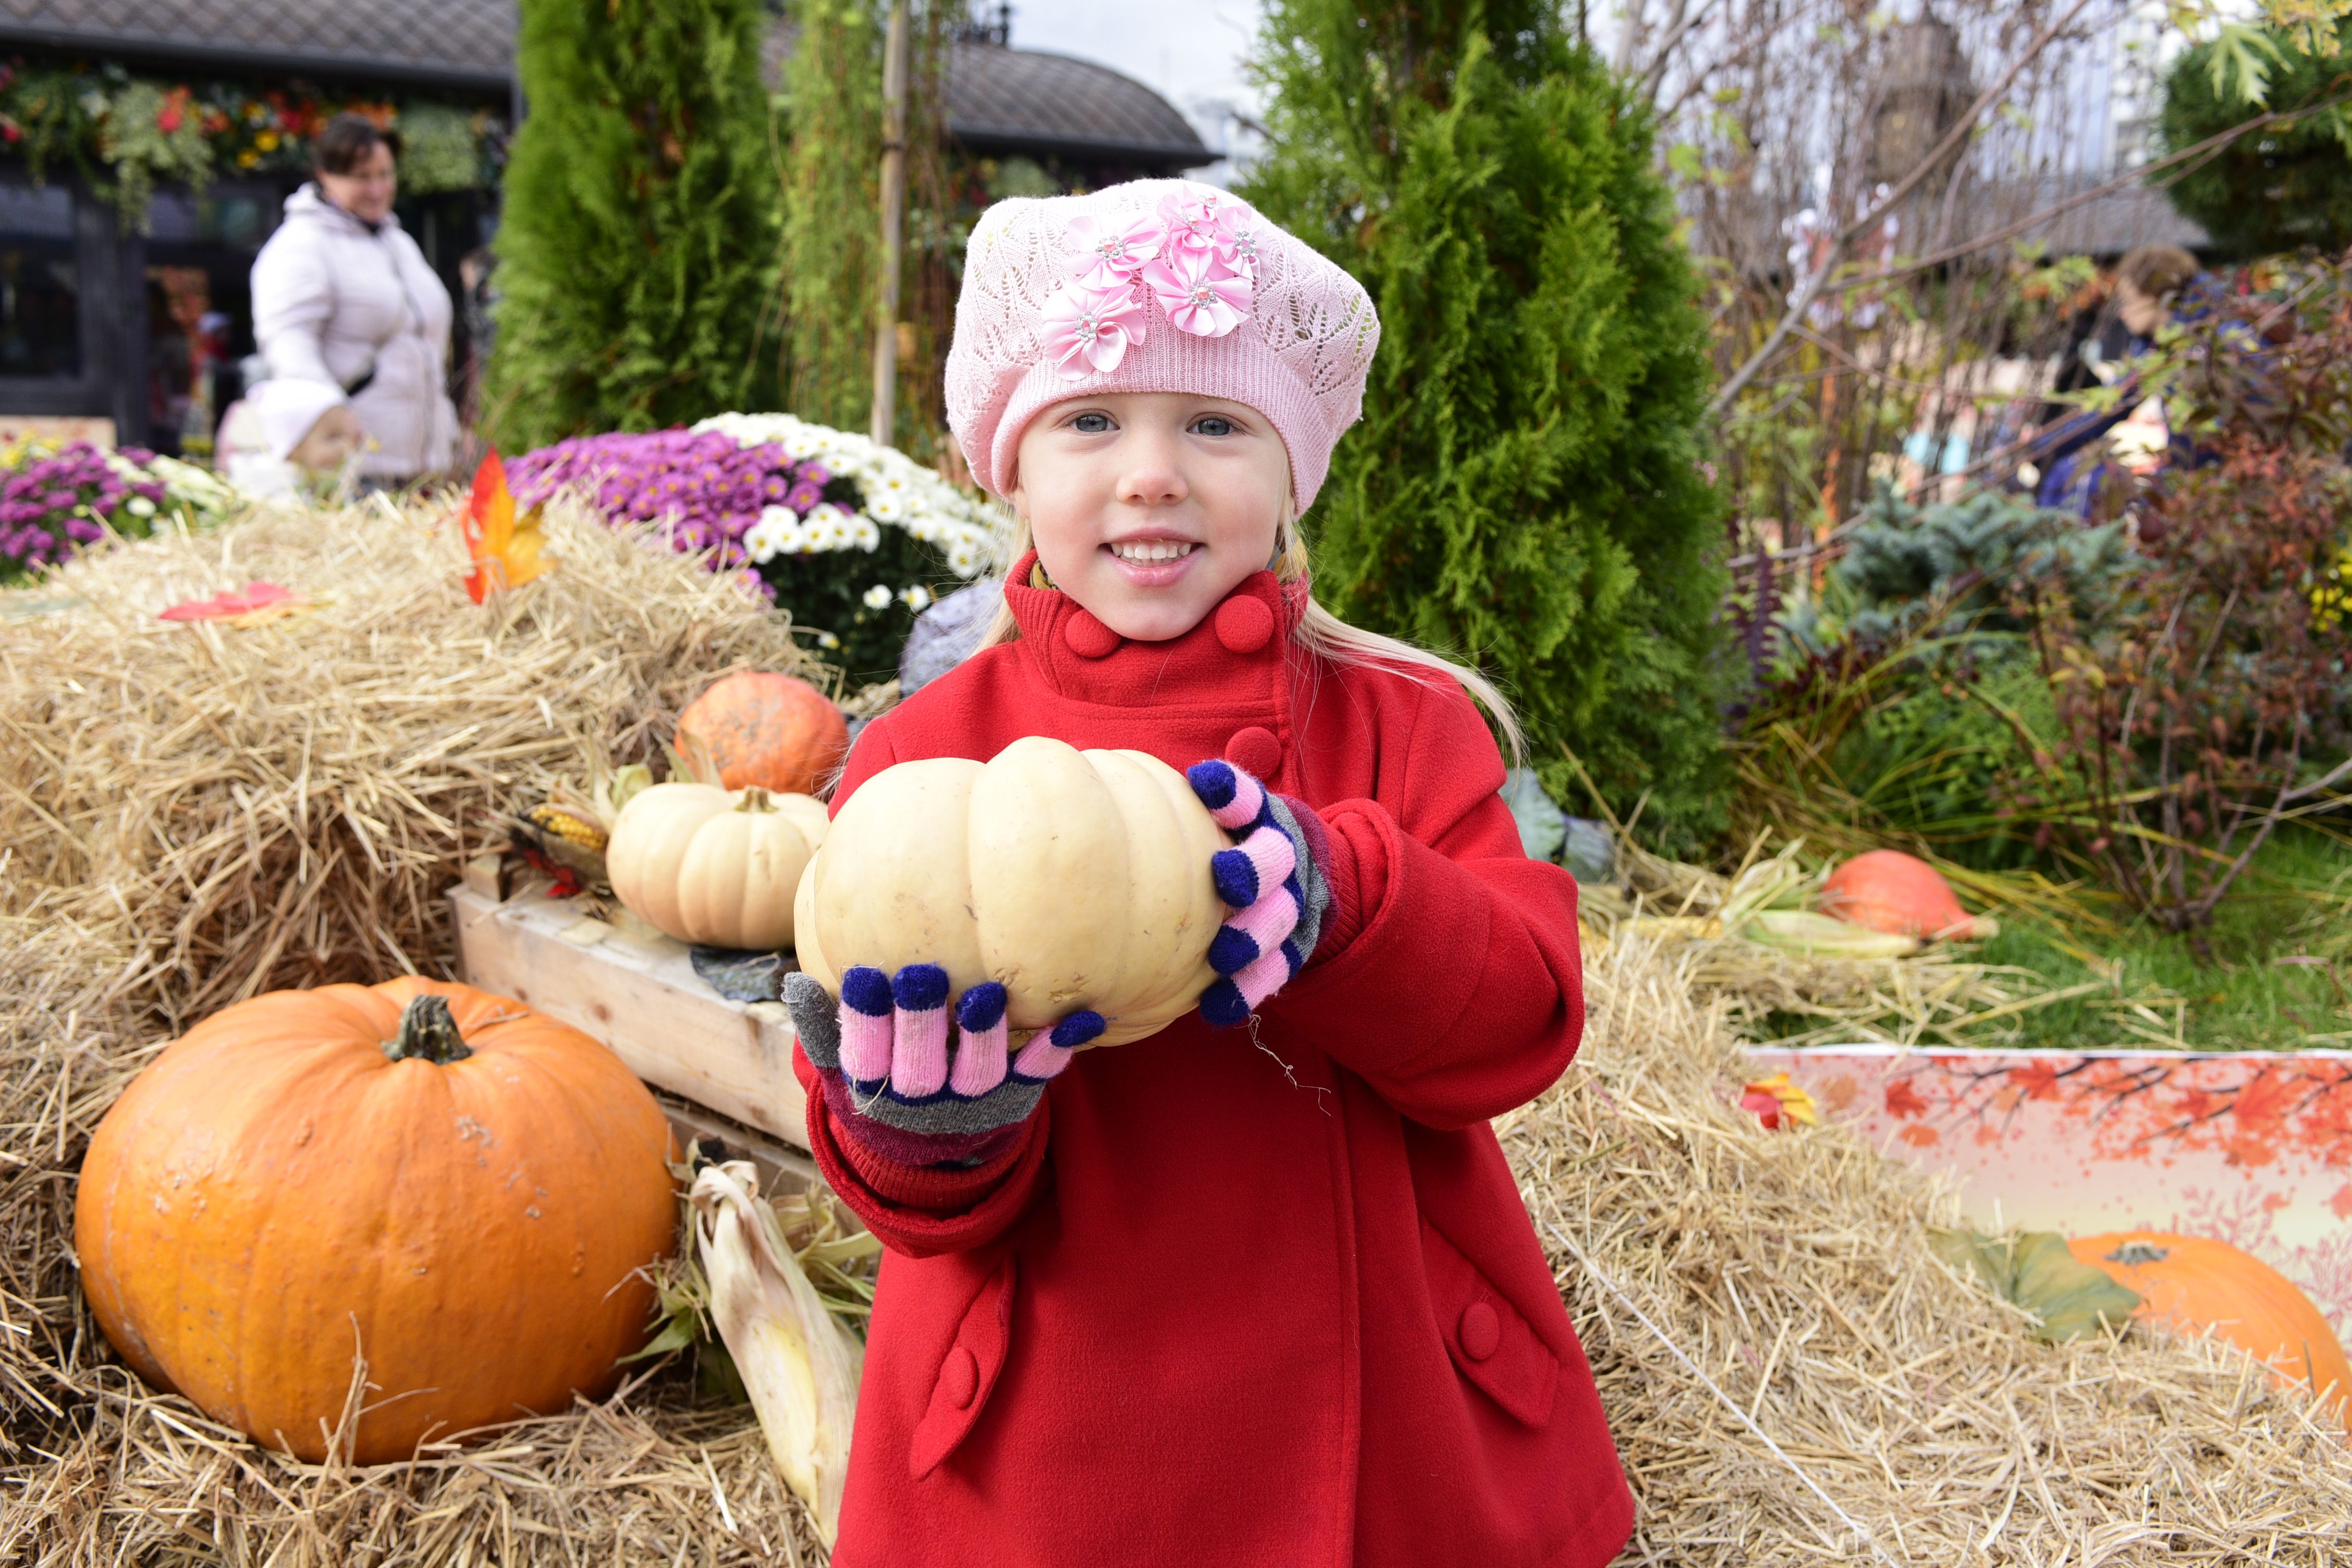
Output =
[{"x1": 1707, "y1": 0, "x2": 2102, "y2": 418}]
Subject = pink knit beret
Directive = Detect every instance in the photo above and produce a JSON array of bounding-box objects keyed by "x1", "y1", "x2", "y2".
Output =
[{"x1": 944, "y1": 179, "x2": 1381, "y2": 511}]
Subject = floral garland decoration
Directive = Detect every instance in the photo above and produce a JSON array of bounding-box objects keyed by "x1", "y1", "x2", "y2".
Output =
[
  {"x1": 0, "y1": 62, "x2": 507, "y2": 228},
  {"x1": 1043, "y1": 190, "x2": 1261, "y2": 379}
]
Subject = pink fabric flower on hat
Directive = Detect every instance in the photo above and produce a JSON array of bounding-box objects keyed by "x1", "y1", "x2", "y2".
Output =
[
  {"x1": 1067, "y1": 212, "x2": 1166, "y2": 290},
  {"x1": 1221, "y1": 220, "x2": 1265, "y2": 278},
  {"x1": 1161, "y1": 190, "x2": 1236, "y2": 259},
  {"x1": 1041, "y1": 280, "x2": 1151, "y2": 378},
  {"x1": 1143, "y1": 246, "x2": 1252, "y2": 338}
]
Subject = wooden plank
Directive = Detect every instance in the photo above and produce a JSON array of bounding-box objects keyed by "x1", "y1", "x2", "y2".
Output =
[
  {"x1": 449, "y1": 885, "x2": 809, "y2": 1149},
  {"x1": 655, "y1": 1091, "x2": 821, "y2": 1199}
]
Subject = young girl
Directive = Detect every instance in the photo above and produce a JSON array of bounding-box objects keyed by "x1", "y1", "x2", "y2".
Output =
[{"x1": 783, "y1": 179, "x2": 1633, "y2": 1566}]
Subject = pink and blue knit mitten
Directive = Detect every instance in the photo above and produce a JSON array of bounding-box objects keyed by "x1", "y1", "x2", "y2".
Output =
[
  {"x1": 786, "y1": 966, "x2": 1101, "y2": 1166},
  {"x1": 1185, "y1": 759, "x2": 1333, "y2": 1028}
]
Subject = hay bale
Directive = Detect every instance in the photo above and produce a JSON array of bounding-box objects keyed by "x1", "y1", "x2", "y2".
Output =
[
  {"x1": 0, "y1": 497, "x2": 827, "y2": 1025},
  {"x1": 0, "y1": 916, "x2": 152, "y2": 1460},
  {"x1": 1511, "y1": 934, "x2": 2352, "y2": 1565}
]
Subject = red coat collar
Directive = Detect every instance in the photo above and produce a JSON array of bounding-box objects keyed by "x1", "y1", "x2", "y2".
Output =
[{"x1": 1000, "y1": 549, "x2": 1309, "y2": 706}]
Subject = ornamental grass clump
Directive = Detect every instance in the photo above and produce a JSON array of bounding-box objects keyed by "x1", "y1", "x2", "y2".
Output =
[{"x1": 510, "y1": 415, "x2": 1009, "y2": 679}]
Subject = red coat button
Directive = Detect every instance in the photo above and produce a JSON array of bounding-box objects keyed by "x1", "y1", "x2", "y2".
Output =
[
  {"x1": 1224, "y1": 726, "x2": 1281, "y2": 779},
  {"x1": 1459, "y1": 1301, "x2": 1502, "y2": 1362},
  {"x1": 939, "y1": 1345, "x2": 980, "y2": 1409},
  {"x1": 1215, "y1": 595, "x2": 1275, "y2": 654},
  {"x1": 1063, "y1": 610, "x2": 1120, "y2": 659}
]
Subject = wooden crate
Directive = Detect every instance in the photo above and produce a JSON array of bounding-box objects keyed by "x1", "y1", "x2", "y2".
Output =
[{"x1": 448, "y1": 868, "x2": 810, "y2": 1153}]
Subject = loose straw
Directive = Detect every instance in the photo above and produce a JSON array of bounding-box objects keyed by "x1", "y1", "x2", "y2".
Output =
[{"x1": 1546, "y1": 1218, "x2": 1906, "y2": 1568}]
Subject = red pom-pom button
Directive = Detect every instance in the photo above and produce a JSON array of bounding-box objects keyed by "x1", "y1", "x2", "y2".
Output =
[
  {"x1": 1458, "y1": 1301, "x2": 1502, "y2": 1362},
  {"x1": 1063, "y1": 609, "x2": 1120, "y2": 658},
  {"x1": 1215, "y1": 594, "x2": 1275, "y2": 654},
  {"x1": 1224, "y1": 726, "x2": 1282, "y2": 779},
  {"x1": 939, "y1": 1345, "x2": 981, "y2": 1410}
]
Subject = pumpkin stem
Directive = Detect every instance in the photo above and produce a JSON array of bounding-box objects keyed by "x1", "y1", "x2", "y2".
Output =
[
  {"x1": 736, "y1": 787, "x2": 775, "y2": 813},
  {"x1": 385, "y1": 995, "x2": 473, "y2": 1064}
]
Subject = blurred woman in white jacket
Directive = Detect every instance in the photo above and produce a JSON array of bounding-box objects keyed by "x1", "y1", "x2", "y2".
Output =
[{"x1": 250, "y1": 115, "x2": 458, "y2": 484}]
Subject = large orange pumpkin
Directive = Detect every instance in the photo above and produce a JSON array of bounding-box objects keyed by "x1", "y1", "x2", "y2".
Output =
[
  {"x1": 676, "y1": 672, "x2": 848, "y2": 797},
  {"x1": 2069, "y1": 1231, "x2": 2350, "y2": 1426},
  {"x1": 75, "y1": 978, "x2": 679, "y2": 1463}
]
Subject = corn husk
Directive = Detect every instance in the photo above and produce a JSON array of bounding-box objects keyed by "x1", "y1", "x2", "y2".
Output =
[
  {"x1": 1742, "y1": 908, "x2": 1923, "y2": 959},
  {"x1": 690, "y1": 1159, "x2": 863, "y2": 1545}
]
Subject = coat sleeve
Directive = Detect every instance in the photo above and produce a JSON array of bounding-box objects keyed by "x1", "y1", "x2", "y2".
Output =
[
  {"x1": 1272, "y1": 679, "x2": 1583, "y2": 1130},
  {"x1": 251, "y1": 230, "x2": 343, "y2": 388},
  {"x1": 792, "y1": 715, "x2": 1052, "y2": 1257}
]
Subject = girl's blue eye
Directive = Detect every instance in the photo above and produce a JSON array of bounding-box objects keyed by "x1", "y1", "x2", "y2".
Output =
[
  {"x1": 1192, "y1": 416, "x2": 1235, "y2": 437},
  {"x1": 1073, "y1": 412, "x2": 1112, "y2": 434}
]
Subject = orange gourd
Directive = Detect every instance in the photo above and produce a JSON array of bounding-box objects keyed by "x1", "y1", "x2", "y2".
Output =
[
  {"x1": 2069, "y1": 1230, "x2": 2350, "y2": 1426},
  {"x1": 676, "y1": 672, "x2": 848, "y2": 797},
  {"x1": 75, "y1": 978, "x2": 679, "y2": 1463},
  {"x1": 1819, "y1": 850, "x2": 1993, "y2": 940}
]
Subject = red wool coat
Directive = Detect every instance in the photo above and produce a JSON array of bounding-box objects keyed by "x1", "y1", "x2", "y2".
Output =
[{"x1": 796, "y1": 557, "x2": 1633, "y2": 1567}]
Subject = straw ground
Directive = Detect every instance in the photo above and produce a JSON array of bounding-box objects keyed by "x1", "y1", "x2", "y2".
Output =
[
  {"x1": 1517, "y1": 931, "x2": 2352, "y2": 1565},
  {"x1": 0, "y1": 506, "x2": 2344, "y2": 1562}
]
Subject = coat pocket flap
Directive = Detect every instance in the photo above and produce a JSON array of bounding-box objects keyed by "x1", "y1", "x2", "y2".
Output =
[
  {"x1": 910, "y1": 1254, "x2": 1017, "y2": 1479},
  {"x1": 1421, "y1": 1219, "x2": 1559, "y2": 1428}
]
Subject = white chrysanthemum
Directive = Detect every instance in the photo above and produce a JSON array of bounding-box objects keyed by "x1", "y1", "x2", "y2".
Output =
[
  {"x1": 862, "y1": 583, "x2": 893, "y2": 610},
  {"x1": 696, "y1": 413, "x2": 1019, "y2": 579},
  {"x1": 744, "y1": 507, "x2": 792, "y2": 564},
  {"x1": 901, "y1": 584, "x2": 933, "y2": 611}
]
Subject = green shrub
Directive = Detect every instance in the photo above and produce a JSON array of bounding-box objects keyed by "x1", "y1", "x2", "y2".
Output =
[
  {"x1": 2159, "y1": 22, "x2": 2352, "y2": 260},
  {"x1": 1240, "y1": 3, "x2": 1728, "y2": 850},
  {"x1": 483, "y1": 0, "x2": 781, "y2": 449}
]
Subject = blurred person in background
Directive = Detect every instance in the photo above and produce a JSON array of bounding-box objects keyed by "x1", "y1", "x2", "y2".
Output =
[
  {"x1": 249, "y1": 114, "x2": 457, "y2": 488},
  {"x1": 2024, "y1": 244, "x2": 2202, "y2": 521}
]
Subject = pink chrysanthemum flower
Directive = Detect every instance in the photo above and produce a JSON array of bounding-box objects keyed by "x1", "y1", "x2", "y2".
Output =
[
  {"x1": 1143, "y1": 247, "x2": 1252, "y2": 338},
  {"x1": 1041, "y1": 281, "x2": 1152, "y2": 378},
  {"x1": 1065, "y1": 213, "x2": 1167, "y2": 290}
]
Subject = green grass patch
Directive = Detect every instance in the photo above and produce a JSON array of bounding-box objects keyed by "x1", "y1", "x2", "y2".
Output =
[{"x1": 1962, "y1": 826, "x2": 2352, "y2": 1052}]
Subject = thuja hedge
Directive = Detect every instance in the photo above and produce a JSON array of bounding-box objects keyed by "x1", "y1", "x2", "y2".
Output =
[
  {"x1": 483, "y1": 0, "x2": 782, "y2": 449},
  {"x1": 1241, "y1": 2, "x2": 1730, "y2": 848}
]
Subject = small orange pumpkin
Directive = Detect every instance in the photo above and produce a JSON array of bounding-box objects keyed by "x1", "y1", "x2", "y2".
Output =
[
  {"x1": 75, "y1": 978, "x2": 678, "y2": 1463},
  {"x1": 676, "y1": 672, "x2": 848, "y2": 797},
  {"x1": 1820, "y1": 850, "x2": 1993, "y2": 940},
  {"x1": 2069, "y1": 1230, "x2": 2350, "y2": 1426}
]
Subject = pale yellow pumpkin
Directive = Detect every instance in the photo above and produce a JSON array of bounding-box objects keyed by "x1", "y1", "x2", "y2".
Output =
[
  {"x1": 607, "y1": 781, "x2": 828, "y2": 949},
  {"x1": 793, "y1": 737, "x2": 1227, "y2": 1046}
]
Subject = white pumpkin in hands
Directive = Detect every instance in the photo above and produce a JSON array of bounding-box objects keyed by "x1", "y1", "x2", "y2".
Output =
[
  {"x1": 606, "y1": 782, "x2": 828, "y2": 950},
  {"x1": 792, "y1": 736, "x2": 1227, "y2": 1046}
]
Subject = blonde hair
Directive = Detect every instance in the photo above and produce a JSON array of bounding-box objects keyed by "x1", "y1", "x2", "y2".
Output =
[{"x1": 976, "y1": 507, "x2": 1524, "y2": 763}]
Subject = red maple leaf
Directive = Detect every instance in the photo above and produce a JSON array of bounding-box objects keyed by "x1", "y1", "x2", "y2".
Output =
[{"x1": 1883, "y1": 1078, "x2": 1929, "y2": 1120}]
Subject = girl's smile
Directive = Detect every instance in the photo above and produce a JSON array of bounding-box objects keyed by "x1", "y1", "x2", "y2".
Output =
[{"x1": 1104, "y1": 534, "x2": 1201, "y2": 585}]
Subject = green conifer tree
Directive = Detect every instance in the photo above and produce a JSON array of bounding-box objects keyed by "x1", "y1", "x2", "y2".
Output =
[
  {"x1": 2159, "y1": 22, "x2": 2352, "y2": 260},
  {"x1": 483, "y1": 0, "x2": 781, "y2": 448},
  {"x1": 1241, "y1": 2, "x2": 1729, "y2": 846}
]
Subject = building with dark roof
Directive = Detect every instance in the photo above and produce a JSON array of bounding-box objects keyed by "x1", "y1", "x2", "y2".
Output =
[
  {"x1": 0, "y1": 0, "x2": 1208, "y2": 449},
  {"x1": 0, "y1": 0, "x2": 514, "y2": 92}
]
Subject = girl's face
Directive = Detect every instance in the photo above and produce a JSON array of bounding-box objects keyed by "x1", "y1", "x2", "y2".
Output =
[{"x1": 1011, "y1": 391, "x2": 1289, "y2": 643}]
